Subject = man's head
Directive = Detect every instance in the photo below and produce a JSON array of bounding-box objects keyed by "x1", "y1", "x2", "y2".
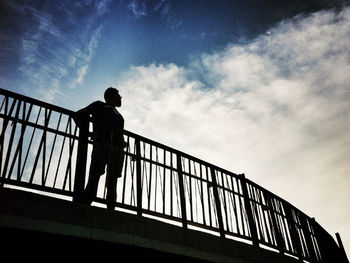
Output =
[{"x1": 104, "y1": 87, "x2": 122, "y2": 107}]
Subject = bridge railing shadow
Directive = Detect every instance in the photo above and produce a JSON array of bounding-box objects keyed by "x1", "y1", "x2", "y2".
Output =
[{"x1": 0, "y1": 88, "x2": 348, "y2": 263}]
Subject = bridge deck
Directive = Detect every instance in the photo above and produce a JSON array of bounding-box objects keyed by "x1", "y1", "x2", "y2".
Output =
[{"x1": 0, "y1": 188, "x2": 299, "y2": 263}]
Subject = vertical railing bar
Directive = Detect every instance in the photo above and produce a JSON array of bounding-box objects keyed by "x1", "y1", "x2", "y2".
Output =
[
  {"x1": 53, "y1": 116, "x2": 70, "y2": 188},
  {"x1": 285, "y1": 205, "x2": 304, "y2": 260},
  {"x1": 192, "y1": 162, "x2": 198, "y2": 222},
  {"x1": 264, "y1": 192, "x2": 285, "y2": 252},
  {"x1": 41, "y1": 108, "x2": 48, "y2": 185},
  {"x1": 29, "y1": 108, "x2": 52, "y2": 184},
  {"x1": 230, "y1": 175, "x2": 240, "y2": 235},
  {"x1": 144, "y1": 144, "x2": 151, "y2": 210},
  {"x1": 67, "y1": 117, "x2": 73, "y2": 191},
  {"x1": 300, "y1": 216, "x2": 318, "y2": 261},
  {"x1": 188, "y1": 158, "x2": 193, "y2": 222},
  {"x1": 72, "y1": 114, "x2": 88, "y2": 202},
  {"x1": 335, "y1": 233, "x2": 349, "y2": 263},
  {"x1": 7, "y1": 102, "x2": 32, "y2": 181},
  {"x1": 258, "y1": 188, "x2": 272, "y2": 244},
  {"x1": 259, "y1": 189, "x2": 269, "y2": 243},
  {"x1": 276, "y1": 202, "x2": 288, "y2": 249},
  {"x1": 227, "y1": 175, "x2": 237, "y2": 234},
  {"x1": 17, "y1": 102, "x2": 26, "y2": 180},
  {"x1": 3, "y1": 100, "x2": 21, "y2": 180},
  {"x1": 103, "y1": 164, "x2": 108, "y2": 199},
  {"x1": 241, "y1": 175, "x2": 259, "y2": 246},
  {"x1": 170, "y1": 152, "x2": 173, "y2": 217},
  {"x1": 44, "y1": 113, "x2": 62, "y2": 185},
  {"x1": 144, "y1": 142, "x2": 149, "y2": 207},
  {"x1": 1, "y1": 96, "x2": 15, "y2": 184},
  {"x1": 0, "y1": 96, "x2": 15, "y2": 146},
  {"x1": 147, "y1": 144, "x2": 153, "y2": 210},
  {"x1": 121, "y1": 137, "x2": 131, "y2": 205},
  {"x1": 44, "y1": 109, "x2": 52, "y2": 184},
  {"x1": 130, "y1": 141, "x2": 137, "y2": 207},
  {"x1": 270, "y1": 198, "x2": 281, "y2": 246},
  {"x1": 220, "y1": 171, "x2": 230, "y2": 232},
  {"x1": 154, "y1": 147, "x2": 159, "y2": 212},
  {"x1": 196, "y1": 164, "x2": 202, "y2": 223},
  {"x1": 176, "y1": 153, "x2": 187, "y2": 228},
  {"x1": 253, "y1": 186, "x2": 265, "y2": 241},
  {"x1": 162, "y1": 149, "x2": 166, "y2": 215},
  {"x1": 236, "y1": 179, "x2": 243, "y2": 234},
  {"x1": 139, "y1": 142, "x2": 145, "y2": 207},
  {"x1": 0, "y1": 96, "x2": 9, "y2": 179},
  {"x1": 135, "y1": 137, "x2": 142, "y2": 216},
  {"x1": 239, "y1": 185, "x2": 247, "y2": 236},
  {"x1": 63, "y1": 118, "x2": 77, "y2": 192},
  {"x1": 249, "y1": 186, "x2": 260, "y2": 238},
  {"x1": 259, "y1": 188, "x2": 269, "y2": 243},
  {"x1": 172, "y1": 163, "x2": 181, "y2": 218},
  {"x1": 279, "y1": 202, "x2": 293, "y2": 252},
  {"x1": 122, "y1": 143, "x2": 132, "y2": 204},
  {"x1": 210, "y1": 167, "x2": 225, "y2": 238},
  {"x1": 224, "y1": 174, "x2": 234, "y2": 233},
  {"x1": 258, "y1": 188, "x2": 269, "y2": 243},
  {"x1": 206, "y1": 165, "x2": 213, "y2": 228},
  {"x1": 20, "y1": 106, "x2": 42, "y2": 181},
  {"x1": 199, "y1": 164, "x2": 207, "y2": 226},
  {"x1": 237, "y1": 178, "x2": 245, "y2": 236},
  {"x1": 0, "y1": 95, "x2": 7, "y2": 112},
  {"x1": 118, "y1": 135, "x2": 128, "y2": 201}
]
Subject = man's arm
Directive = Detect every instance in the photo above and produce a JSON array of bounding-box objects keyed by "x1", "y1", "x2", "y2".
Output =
[{"x1": 73, "y1": 103, "x2": 96, "y2": 127}]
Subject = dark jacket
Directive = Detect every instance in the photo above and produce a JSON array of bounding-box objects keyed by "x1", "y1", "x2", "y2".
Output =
[{"x1": 74, "y1": 101, "x2": 124, "y2": 148}]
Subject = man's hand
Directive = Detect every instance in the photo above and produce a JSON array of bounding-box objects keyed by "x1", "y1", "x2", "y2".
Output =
[{"x1": 123, "y1": 141, "x2": 129, "y2": 148}]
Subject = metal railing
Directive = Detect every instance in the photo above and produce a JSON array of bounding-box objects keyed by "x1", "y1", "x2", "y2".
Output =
[{"x1": 0, "y1": 88, "x2": 348, "y2": 263}]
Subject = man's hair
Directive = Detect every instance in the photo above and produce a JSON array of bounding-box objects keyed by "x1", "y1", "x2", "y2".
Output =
[{"x1": 104, "y1": 87, "x2": 118, "y2": 101}]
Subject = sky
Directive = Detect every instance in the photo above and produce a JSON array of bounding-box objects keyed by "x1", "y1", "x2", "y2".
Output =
[{"x1": 1, "y1": 0, "x2": 350, "y2": 255}]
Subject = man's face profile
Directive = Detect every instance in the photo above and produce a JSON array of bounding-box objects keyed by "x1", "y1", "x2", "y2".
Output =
[
  {"x1": 113, "y1": 90, "x2": 122, "y2": 107},
  {"x1": 105, "y1": 88, "x2": 122, "y2": 107}
]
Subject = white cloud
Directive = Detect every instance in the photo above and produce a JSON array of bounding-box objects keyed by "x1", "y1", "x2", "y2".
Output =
[{"x1": 116, "y1": 7, "x2": 350, "y2": 251}]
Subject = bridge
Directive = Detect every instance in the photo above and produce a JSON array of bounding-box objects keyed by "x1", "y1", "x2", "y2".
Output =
[{"x1": 0, "y1": 87, "x2": 348, "y2": 262}]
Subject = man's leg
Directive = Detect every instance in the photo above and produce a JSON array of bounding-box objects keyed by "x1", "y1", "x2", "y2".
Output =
[
  {"x1": 84, "y1": 147, "x2": 107, "y2": 205},
  {"x1": 105, "y1": 152, "x2": 124, "y2": 210}
]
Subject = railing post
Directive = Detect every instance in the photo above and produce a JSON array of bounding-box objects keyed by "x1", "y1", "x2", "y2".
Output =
[
  {"x1": 300, "y1": 216, "x2": 318, "y2": 261},
  {"x1": 336, "y1": 233, "x2": 349, "y2": 263},
  {"x1": 263, "y1": 193, "x2": 285, "y2": 254},
  {"x1": 135, "y1": 138, "x2": 142, "y2": 216},
  {"x1": 210, "y1": 167, "x2": 225, "y2": 238},
  {"x1": 312, "y1": 218, "x2": 348, "y2": 263},
  {"x1": 176, "y1": 153, "x2": 188, "y2": 228},
  {"x1": 241, "y1": 174, "x2": 259, "y2": 246},
  {"x1": 284, "y1": 205, "x2": 304, "y2": 261},
  {"x1": 73, "y1": 114, "x2": 88, "y2": 203}
]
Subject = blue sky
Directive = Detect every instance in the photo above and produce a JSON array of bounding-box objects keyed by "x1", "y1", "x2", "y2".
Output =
[{"x1": 1, "y1": 0, "x2": 350, "y2": 253}]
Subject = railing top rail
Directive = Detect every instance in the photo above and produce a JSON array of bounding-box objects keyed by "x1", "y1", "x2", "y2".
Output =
[{"x1": 0, "y1": 88, "x2": 74, "y2": 116}]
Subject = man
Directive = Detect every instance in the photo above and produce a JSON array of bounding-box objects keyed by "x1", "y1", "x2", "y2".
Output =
[{"x1": 74, "y1": 87, "x2": 126, "y2": 210}]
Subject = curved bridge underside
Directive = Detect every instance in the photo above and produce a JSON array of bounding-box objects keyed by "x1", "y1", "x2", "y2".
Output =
[{"x1": 0, "y1": 188, "x2": 299, "y2": 263}]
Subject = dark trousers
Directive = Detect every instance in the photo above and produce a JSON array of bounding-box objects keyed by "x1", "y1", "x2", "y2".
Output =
[{"x1": 84, "y1": 145, "x2": 124, "y2": 209}]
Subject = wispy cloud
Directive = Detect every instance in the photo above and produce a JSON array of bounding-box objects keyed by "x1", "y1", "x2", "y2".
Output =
[
  {"x1": 127, "y1": 0, "x2": 168, "y2": 18},
  {"x1": 12, "y1": 0, "x2": 110, "y2": 102},
  {"x1": 117, "y1": 6, "x2": 350, "y2": 247},
  {"x1": 125, "y1": 0, "x2": 181, "y2": 28}
]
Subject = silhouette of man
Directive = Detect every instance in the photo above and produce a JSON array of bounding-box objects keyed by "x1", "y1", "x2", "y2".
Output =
[{"x1": 74, "y1": 87, "x2": 126, "y2": 210}]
